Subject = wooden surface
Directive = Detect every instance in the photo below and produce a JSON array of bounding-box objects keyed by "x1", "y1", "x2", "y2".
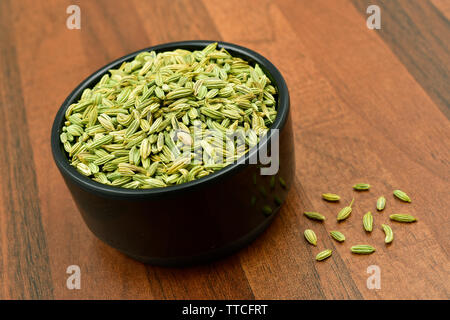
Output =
[{"x1": 0, "y1": 0, "x2": 448, "y2": 299}]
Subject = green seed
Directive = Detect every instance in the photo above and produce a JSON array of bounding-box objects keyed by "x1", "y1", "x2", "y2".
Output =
[
  {"x1": 274, "y1": 195, "x2": 282, "y2": 206},
  {"x1": 316, "y1": 249, "x2": 332, "y2": 261},
  {"x1": 270, "y1": 176, "x2": 276, "y2": 189},
  {"x1": 279, "y1": 177, "x2": 287, "y2": 189},
  {"x1": 363, "y1": 211, "x2": 373, "y2": 232},
  {"x1": 389, "y1": 214, "x2": 417, "y2": 223},
  {"x1": 351, "y1": 245, "x2": 376, "y2": 254},
  {"x1": 381, "y1": 224, "x2": 394, "y2": 244},
  {"x1": 76, "y1": 163, "x2": 92, "y2": 176},
  {"x1": 304, "y1": 211, "x2": 325, "y2": 221},
  {"x1": 322, "y1": 193, "x2": 340, "y2": 202},
  {"x1": 337, "y1": 198, "x2": 354, "y2": 221},
  {"x1": 259, "y1": 186, "x2": 267, "y2": 198},
  {"x1": 393, "y1": 190, "x2": 411, "y2": 202},
  {"x1": 353, "y1": 183, "x2": 370, "y2": 190},
  {"x1": 262, "y1": 205, "x2": 273, "y2": 216},
  {"x1": 304, "y1": 229, "x2": 317, "y2": 246},
  {"x1": 330, "y1": 231, "x2": 345, "y2": 242},
  {"x1": 376, "y1": 196, "x2": 386, "y2": 211}
]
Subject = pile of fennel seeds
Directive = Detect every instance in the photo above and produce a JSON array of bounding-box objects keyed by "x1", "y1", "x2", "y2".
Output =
[
  {"x1": 60, "y1": 43, "x2": 278, "y2": 189},
  {"x1": 304, "y1": 186, "x2": 416, "y2": 262}
]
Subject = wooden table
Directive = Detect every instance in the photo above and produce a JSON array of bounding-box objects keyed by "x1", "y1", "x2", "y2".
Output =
[{"x1": 0, "y1": 0, "x2": 448, "y2": 299}]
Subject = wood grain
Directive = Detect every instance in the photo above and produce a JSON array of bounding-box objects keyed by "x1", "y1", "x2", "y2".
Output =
[
  {"x1": 0, "y1": 0, "x2": 448, "y2": 299},
  {"x1": 351, "y1": 0, "x2": 450, "y2": 119},
  {"x1": 0, "y1": 0, "x2": 54, "y2": 299}
]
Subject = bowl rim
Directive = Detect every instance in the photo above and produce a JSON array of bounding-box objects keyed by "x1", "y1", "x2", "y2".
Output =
[{"x1": 51, "y1": 40, "x2": 290, "y2": 199}]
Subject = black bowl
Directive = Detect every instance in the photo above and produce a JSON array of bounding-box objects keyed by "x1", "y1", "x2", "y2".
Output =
[{"x1": 51, "y1": 40, "x2": 294, "y2": 266}]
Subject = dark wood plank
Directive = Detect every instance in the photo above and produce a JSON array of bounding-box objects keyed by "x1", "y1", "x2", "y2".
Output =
[
  {"x1": 0, "y1": 0, "x2": 54, "y2": 299},
  {"x1": 432, "y1": 0, "x2": 450, "y2": 20},
  {"x1": 146, "y1": 256, "x2": 255, "y2": 300},
  {"x1": 351, "y1": 0, "x2": 450, "y2": 119},
  {"x1": 132, "y1": 0, "x2": 222, "y2": 44}
]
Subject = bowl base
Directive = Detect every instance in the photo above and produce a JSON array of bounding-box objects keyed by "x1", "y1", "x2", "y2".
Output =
[{"x1": 114, "y1": 208, "x2": 280, "y2": 267}]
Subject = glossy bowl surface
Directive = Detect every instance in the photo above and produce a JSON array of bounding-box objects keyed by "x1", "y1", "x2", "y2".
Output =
[{"x1": 51, "y1": 40, "x2": 294, "y2": 266}]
